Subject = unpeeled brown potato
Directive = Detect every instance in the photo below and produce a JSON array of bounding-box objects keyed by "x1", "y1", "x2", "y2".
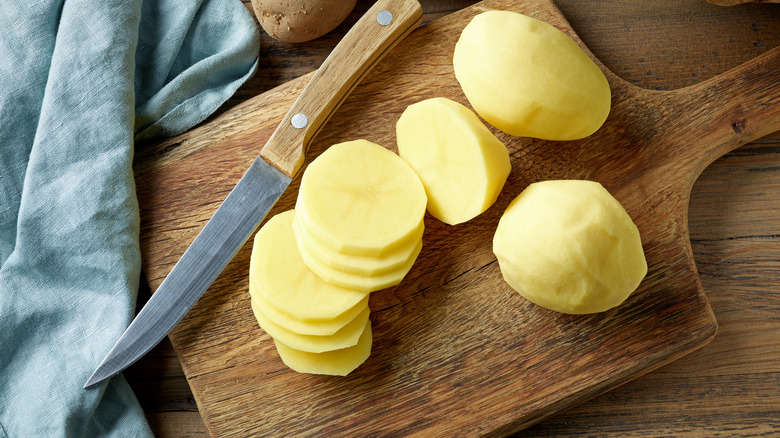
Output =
[{"x1": 252, "y1": 0, "x2": 357, "y2": 43}]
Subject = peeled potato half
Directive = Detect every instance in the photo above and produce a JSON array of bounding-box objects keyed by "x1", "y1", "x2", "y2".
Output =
[{"x1": 396, "y1": 97, "x2": 511, "y2": 225}]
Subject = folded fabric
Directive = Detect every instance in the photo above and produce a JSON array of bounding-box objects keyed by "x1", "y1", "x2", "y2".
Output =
[{"x1": 0, "y1": 0, "x2": 259, "y2": 436}]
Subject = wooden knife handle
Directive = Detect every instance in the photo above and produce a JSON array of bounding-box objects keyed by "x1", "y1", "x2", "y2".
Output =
[{"x1": 259, "y1": 0, "x2": 424, "y2": 178}]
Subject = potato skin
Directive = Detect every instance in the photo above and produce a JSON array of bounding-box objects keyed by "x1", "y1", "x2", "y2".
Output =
[{"x1": 252, "y1": 0, "x2": 357, "y2": 43}]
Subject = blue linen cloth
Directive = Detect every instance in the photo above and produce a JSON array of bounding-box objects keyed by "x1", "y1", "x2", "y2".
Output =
[{"x1": 0, "y1": 0, "x2": 259, "y2": 436}]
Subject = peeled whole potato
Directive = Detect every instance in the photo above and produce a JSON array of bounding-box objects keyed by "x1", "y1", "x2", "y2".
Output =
[
  {"x1": 252, "y1": 0, "x2": 357, "y2": 43},
  {"x1": 453, "y1": 11, "x2": 611, "y2": 140},
  {"x1": 493, "y1": 180, "x2": 647, "y2": 314}
]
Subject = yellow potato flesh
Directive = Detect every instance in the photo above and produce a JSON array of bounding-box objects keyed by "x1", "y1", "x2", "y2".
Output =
[
  {"x1": 292, "y1": 211, "x2": 424, "y2": 276},
  {"x1": 274, "y1": 319, "x2": 372, "y2": 376},
  {"x1": 296, "y1": 228, "x2": 422, "y2": 292},
  {"x1": 252, "y1": 298, "x2": 370, "y2": 353},
  {"x1": 493, "y1": 180, "x2": 647, "y2": 314},
  {"x1": 396, "y1": 97, "x2": 511, "y2": 225},
  {"x1": 453, "y1": 11, "x2": 611, "y2": 140},
  {"x1": 295, "y1": 139, "x2": 427, "y2": 256},
  {"x1": 249, "y1": 210, "x2": 368, "y2": 322},
  {"x1": 249, "y1": 280, "x2": 368, "y2": 336}
]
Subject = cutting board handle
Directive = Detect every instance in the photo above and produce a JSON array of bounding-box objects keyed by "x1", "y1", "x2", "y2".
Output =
[
  {"x1": 662, "y1": 45, "x2": 780, "y2": 177},
  {"x1": 258, "y1": 0, "x2": 423, "y2": 178}
]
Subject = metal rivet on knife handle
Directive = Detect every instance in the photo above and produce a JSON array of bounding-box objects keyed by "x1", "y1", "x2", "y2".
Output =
[
  {"x1": 258, "y1": 0, "x2": 422, "y2": 179},
  {"x1": 291, "y1": 113, "x2": 308, "y2": 129},
  {"x1": 377, "y1": 10, "x2": 393, "y2": 26}
]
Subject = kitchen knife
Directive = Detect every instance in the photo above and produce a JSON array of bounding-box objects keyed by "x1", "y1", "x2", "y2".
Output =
[{"x1": 85, "y1": 0, "x2": 423, "y2": 389}]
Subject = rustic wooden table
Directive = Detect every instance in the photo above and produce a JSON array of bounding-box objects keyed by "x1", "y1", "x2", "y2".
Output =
[{"x1": 126, "y1": 0, "x2": 780, "y2": 436}]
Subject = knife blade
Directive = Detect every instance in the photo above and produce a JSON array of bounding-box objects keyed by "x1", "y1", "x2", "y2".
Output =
[{"x1": 85, "y1": 0, "x2": 423, "y2": 389}]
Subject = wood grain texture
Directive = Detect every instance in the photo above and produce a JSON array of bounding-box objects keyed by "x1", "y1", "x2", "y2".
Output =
[
  {"x1": 519, "y1": 137, "x2": 780, "y2": 437},
  {"x1": 259, "y1": 0, "x2": 422, "y2": 177},
  {"x1": 707, "y1": 0, "x2": 778, "y2": 5},
  {"x1": 128, "y1": 0, "x2": 777, "y2": 436}
]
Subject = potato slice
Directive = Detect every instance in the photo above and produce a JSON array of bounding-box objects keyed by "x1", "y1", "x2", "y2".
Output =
[
  {"x1": 252, "y1": 298, "x2": 370, "y2": 353},
  {"x1": 249, "y1": 280, "x2": 368, "y2": 336},
  {"x1": 249, "y1": 210, "x2": 368, "y2": 322},
  {"x1": 493, "y1": 180, "x2": 647, "y2": 314},
  {"x1": 453, "y1": 11, "x2": 611, "y2": 140},
  {"x1": 295, "y1": 139, "x2": 427, "y2": 256},
  {"x1": 296, "y1": 231, "x2": 421, "y2": 292},
  {"x1": 292, "y1": 211, "x2": 424, "y2": 276},
  {"x1": 274, "y1": 319, "x2": 372, "y2": 376},
  {"x1": 396, "y1": 97, "x2": 511, "y2": 225}
]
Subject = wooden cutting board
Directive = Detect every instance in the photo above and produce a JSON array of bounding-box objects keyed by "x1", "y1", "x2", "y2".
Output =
[{"x1": 133, "y1": 0, "x2": 780, "y2": 436}]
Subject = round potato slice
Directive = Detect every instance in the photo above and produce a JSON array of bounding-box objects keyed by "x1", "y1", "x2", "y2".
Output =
[
  {"x1": 297, "y1": 232, "x2": 421, "y2": 292},
  {"x1": 274, "y1": 319, "x2": 372, "y2": 376},
  {"x1": 249, "y1": 280, "x2": 368, "y2": 336},
  {"x1": 295, "y1": 139, "x2": 427, "y2": 256},
  {"x1": 396, "y1": 97, "x2": 511, "y2": 225},
  {"x1": 493, "y1": 180, "x2": 647, "y2": 314},
  {"x1": 292, "y1": 211, "x2": 424, "y2": 276},
  {"x1": 249, "y1": 210, "x2": 368, "y2": 322},
  {"x1": 252, "y1": 298, "x2": 370, "y2": 353}
]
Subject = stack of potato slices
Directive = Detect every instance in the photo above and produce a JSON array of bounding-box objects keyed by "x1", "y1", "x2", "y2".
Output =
[{"x1": 249, "y1": 140, "x2": 427, "y2": 375}]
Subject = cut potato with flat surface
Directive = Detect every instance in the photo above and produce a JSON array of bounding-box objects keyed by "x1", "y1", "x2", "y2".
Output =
[
  {"x1": 493, "y1": 180, "x2": 647, "y2": 314},
  {"x1": 275, "y1": 319, "x2": 372, "y2": 376},
  {"x1": 292, "y1": 211, "x2": 423, "y2": 276},
  {"x1": 252, "y1": 299, "x2": 369, "y2": 353},
  {"x1": 396, "y1": 97, "x2": 511, "y2": 225},
  {"x1": 296, "y1": 139, "x2": 427, "y2": 256},
  {"x1": 249, "y1": 280, "x2": 368, "y2": 336},
  {"x1": 250, "y1": 210, "x2": 368, "y2": 322},
  {"x1": 453, "y1": 11, "x2": 611, "y2": 140}
]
